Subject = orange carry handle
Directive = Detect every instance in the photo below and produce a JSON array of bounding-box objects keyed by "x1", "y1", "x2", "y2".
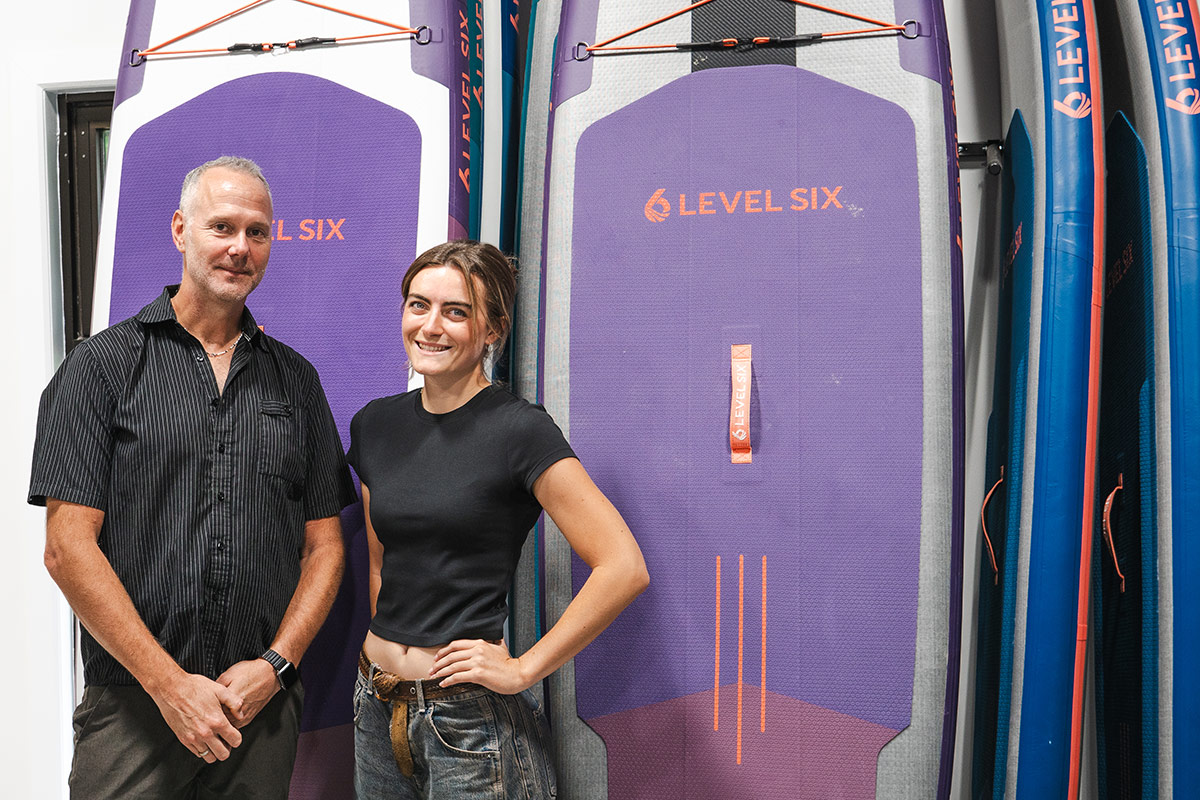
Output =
[
  {"x1": 1102, "y1": 474, "x2": 1125, "y2": 593},
  {"x1": 980, "y1": 466, "x2": 1003, "y2": 585},
  {"x1": 730, "y1": 345, "x2": 752, "y2": 464}
]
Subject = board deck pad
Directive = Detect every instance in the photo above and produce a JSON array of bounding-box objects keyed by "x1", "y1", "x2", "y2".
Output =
[{"x1": 569, "y1": 64, "x2": 924, "y2": 736}]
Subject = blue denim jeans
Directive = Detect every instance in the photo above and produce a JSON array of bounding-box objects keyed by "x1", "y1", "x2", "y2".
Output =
[{"x1": 353, "y1": 666, "x2": 556, "y2": 799}]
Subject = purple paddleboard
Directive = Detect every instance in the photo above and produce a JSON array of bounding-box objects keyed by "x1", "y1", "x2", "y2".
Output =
[
  {"x1": 95, "y1": 2, "x2": 478, "y2": 796},
  {"x1": 522, "y1": 1, "x2": 963, "y2": 797}
]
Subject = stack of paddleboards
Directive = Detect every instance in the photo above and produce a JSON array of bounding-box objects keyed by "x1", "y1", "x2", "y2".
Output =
[
  {"x1": 94, "y1": 1, "x2": 503, "y2": 796},
  {"x1": 516, "y1": 1, "x2": 965, "y2": 797},
  {"x1": 974, "y1": 0, "x2": 1200, "y2": 797},
  {"x1": 973, "y1": 0, "x2": 1106, "y2": 798}
]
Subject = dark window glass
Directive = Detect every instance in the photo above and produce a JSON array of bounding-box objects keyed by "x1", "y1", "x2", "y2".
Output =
[{"x1": 58, "y1": 92, "x2": 113, "y2": 352}]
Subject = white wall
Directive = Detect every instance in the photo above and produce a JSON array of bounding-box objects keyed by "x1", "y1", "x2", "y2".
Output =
[
  {"x1": 1, "y1": 4, "x2": 126, "y2": 797},
  {"x1": 0, "y1": 2, "x2": 1000, "y2": 796}
]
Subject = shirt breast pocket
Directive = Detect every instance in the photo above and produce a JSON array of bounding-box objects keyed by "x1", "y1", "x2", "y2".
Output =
[{"x1": 258, "y1": 399, "x2": 306, "y2": 499}]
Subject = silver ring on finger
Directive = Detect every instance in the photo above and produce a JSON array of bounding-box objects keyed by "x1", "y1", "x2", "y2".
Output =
[{"x1": 197, "y1": 748, "x2": 211, "y2": 758}]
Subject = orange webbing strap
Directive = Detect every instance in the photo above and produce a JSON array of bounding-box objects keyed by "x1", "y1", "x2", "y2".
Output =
[
  {"x1": 980, "y1": 466, "x2": 1003, "y2": 585},
  {"x1": 580, "y1": 0, "x2": 914, "y2": 58},
  {"x1": 133, "y1": 0, "x2": 423, "y2": 64},
  {"x1": 1102, "y1": 475, "x2": 1125, "y2": 593},
  {"x1": 730, "y1": 345, "x2": 752, "y2": 464}
]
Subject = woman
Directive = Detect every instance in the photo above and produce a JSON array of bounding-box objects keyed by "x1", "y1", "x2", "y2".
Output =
[{"x1": 348, "y1": 240, "x2": 649, "y2": 799}]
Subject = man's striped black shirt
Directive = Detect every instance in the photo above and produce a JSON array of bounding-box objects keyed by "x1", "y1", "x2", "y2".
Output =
[{"x1": 29, "y1": 286, "x2": 357, "y2": 685}]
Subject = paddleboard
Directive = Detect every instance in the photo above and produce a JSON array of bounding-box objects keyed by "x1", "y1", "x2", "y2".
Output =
[
  {"x1": 1091, "y1": 0, "x2": 1200, "y2": 795},
  {"x1": 971, "y1": 109, "x2": 1035, "y2": 800},
  {"x1": 521, "y1": 1, "x2": 964, "y2": 796},
  {"x1": 512, "y1": 0, "x2": 565, "y2": 662},
  {"x1": 976, "y1": 0, "x2": 1106, "y2": 796},
  {"x1": 93, "y1": 2, "x2": 479, "y2": 796}
]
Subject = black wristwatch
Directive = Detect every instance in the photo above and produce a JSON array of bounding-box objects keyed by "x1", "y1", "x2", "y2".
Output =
[{"x1": 261, "y1": 649, "x2": 299, "y2": 691}]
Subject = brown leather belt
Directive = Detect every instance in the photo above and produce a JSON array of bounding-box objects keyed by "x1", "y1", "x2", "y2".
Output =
[{"x1": 358, "y1": 649, "x2": 478, "y2": 777}]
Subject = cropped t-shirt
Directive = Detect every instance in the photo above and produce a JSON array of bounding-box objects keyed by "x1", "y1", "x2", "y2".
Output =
[{"x1": 347, "y1": 385, "x2": 576, "y2": 646}]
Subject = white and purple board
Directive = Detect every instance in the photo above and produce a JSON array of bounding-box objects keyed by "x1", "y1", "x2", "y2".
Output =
[
  {"x1": 93, "y1": 1, "x2": 478, "y2": 796},
  {"x1": 522, "y1": 1, "x2": 964, "y2": 797}
]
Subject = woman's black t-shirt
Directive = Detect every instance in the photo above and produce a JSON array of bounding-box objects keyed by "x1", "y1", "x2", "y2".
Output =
[{"x1": 347, "y1": 384, "x2": 575, "y2": 646}]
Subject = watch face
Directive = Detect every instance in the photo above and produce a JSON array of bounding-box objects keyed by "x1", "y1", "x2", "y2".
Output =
[{"x1": 278, "y1": 661, "x2": 299, "y2": 689}]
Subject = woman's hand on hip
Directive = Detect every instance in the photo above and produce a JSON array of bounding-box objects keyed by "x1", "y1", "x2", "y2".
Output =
[{"x1": 430, "y1": 639, "x2": 528, "y2": 694}]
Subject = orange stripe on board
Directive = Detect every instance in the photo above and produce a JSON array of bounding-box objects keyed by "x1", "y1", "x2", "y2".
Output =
[
  {"x1": 714, "y1": 556, "x2": 721, "y2": 731},
  {"x1": 1068, "y1": 3, "x2": 1106, "y2": 798},
  {"x1": 761, "y1": 556, "x2": 767, "y2": 732},
  {"x1": 737, "y1": 555, "x2": 744, "y2": 765}
]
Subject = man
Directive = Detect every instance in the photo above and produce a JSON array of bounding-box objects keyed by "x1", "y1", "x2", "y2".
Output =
[{"x1": 29, "y1": 156, "x2": 357, "y2": 798}]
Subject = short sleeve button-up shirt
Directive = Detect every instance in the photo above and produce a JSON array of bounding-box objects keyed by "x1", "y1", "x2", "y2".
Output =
[{"x1": 29, "y1": 286, "x2": 357, "y2": 684}]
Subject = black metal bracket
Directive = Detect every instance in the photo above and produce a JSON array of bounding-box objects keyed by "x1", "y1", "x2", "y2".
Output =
[{"x1": 959, "y1": 140, "x2": 1004, "y2": 175}]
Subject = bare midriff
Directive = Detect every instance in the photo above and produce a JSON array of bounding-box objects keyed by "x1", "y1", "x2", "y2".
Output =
[{"x1": 363, "y1": 630, "x2": 444, "y2": 680}]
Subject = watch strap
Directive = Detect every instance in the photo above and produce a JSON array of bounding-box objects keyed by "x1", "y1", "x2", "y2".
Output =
[{"x1": 260, "y1": 649, "x2": 298, "y2": 691}]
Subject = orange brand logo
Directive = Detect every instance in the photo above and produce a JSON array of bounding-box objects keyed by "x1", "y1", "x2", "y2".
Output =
[
  {"x1": 729, "y1": 344, "x2": 752, "y2": 464},
  {"x1": 1053, "y1": 91, "x2": 1092, "y2": 119},
  {"x1": 1156, "y1": 0, "x2": 1199, "y2": 113},
  {"x1": 644, "y1": 186, "x2": 845, "y2": 222},
  {"x1": 645, "y1": 189, "x2": 671, "y2": 222},
  {"x1": 1050, "y1": 0, "x2": 1093, "y2": 119},
  {"x1": 272, "y1": 218, "x2": 346, "y2": 241},
  {"x1": 1166, "y1": 87, "x2": 1200, "y2": 114},
  {"x1": 456, "y1": 8, "x2": 475, "y2": 192}
]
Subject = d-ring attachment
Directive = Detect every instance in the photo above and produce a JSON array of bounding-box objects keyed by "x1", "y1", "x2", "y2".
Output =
[
  {"x1": 901, "y1": 20, "x2": 920, "y2": 39},
  {"x1": 414, "y1": 25, "x2": 432, "y2": 45},
  {"x1": 130, "y1": 49, "x2": 146, "y2": 67},
  {"x1": 573, "y1": 42, "x2": 593, "y2": 61}
]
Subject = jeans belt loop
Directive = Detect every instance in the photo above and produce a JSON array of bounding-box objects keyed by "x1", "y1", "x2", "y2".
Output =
[{"x1": 415, "y1": 678, "x2": 426, "y2": 710}]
